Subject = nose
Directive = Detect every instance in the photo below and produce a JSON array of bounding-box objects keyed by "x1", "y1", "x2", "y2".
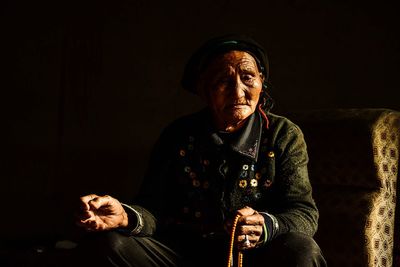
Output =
[{"x1": 230, "y1": 75, "x2": 245, "y2": 99}]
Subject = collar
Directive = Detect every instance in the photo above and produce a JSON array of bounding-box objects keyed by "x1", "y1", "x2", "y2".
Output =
[{"x1": 209, "y1": 111, "x2": 263, "y2": 162}]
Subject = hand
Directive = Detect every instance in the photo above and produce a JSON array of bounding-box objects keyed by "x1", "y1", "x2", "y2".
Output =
[
  {"x1": 75, "y1": 194, "x2": 129, "y2": 232},
  {"x1": 226, "y1": 206, "x2": 265, "y2": 250}
]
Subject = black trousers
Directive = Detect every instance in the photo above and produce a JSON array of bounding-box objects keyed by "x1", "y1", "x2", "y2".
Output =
[{"x1": 70, "y1": 231, "x2": 327, "y2": 267}]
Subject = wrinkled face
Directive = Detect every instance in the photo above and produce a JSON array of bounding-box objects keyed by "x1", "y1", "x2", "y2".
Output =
[{"x1": 197, "y1": 51, "x2": 264, "y2": 132}]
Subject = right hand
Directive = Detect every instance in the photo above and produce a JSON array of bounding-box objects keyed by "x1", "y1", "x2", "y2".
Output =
[{"x1": 75, "y1": 194, "x2": 128, "y2": 232}]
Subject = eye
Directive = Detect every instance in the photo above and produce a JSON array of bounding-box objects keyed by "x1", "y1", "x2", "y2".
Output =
[
  {"x1": 213, "y1": 75, "x2": 231, "y2": 87},
  {"x1": 209, "y1": 76, "x2": 230, "y2": 92},
  {"x1": 242, "y1": 74, "x2": 253, "y2": 81},
  {"x1": 241, "y1": 73, "x2": 255, "y2": 84}
]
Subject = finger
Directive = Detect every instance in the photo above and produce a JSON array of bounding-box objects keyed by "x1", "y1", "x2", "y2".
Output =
[
  {"x1": 75, "y1": 219, "x2": 92, "y2": 229},
  {"x1": 237, "y1": 234, "x2": 254, "y2": 250},
  {"x1": 80, "y1": 194, "x2": 99, "y2": 211},
  {"x1": 236, "y1": 206, "x2": 256, "y2": 217},
  {"x1": 238, "y1": 213, "x2": 264, "y2": 226},
  {"x1": 75, "y1": 218, "x2": 98, "y2": 231},
  {"x1": 80, "y1": 194, "x2": 99, "y2": 204},
  {"x1": 87, "y1": 217, "x2": 112, "y2": 232},
  {"x1": 95, "y1": 221, "x2": 108, "y2": 231},
  {"x1": 239, "y1": 225, "x2": 263, "y2": 237},
  {"x1": 75, "y1": 209, "x2": 94, "y2": 221},
  {"x1": 88, "y1": 195, "x2": 114, "y2": 210}
]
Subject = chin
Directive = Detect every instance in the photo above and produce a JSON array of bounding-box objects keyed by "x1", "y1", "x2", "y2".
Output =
[
  {"x1": 233, "y1": 109, "x2": 252, "y2": 119},
  {"x1": 224, "y1": 111, "x2": 251, "y2": 125}
]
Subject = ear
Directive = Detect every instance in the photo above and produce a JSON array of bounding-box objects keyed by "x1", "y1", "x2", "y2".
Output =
[
  {"x1": 259, "y1": 73, "x2": 268, "y2": 93},
  {"x1": 259, "y1": 72, "x2": 265, "y2": 83}
]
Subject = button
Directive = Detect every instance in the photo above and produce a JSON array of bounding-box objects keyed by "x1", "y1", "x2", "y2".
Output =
[
  {"x1": 192, "y1": 179, "x2": 201, "y2": 187},
  {"x1": 267, "y1": 151, "x2": 275, "y2": 158},
  {"x1": 203, "y1": 159, "x2": 210, "y2": 166},
  {"x1": 203, "y1": 181, "x2": 210, "y2": 189},
  {"x1": 184, "y1": 166, "x2": 191, "y2": 173},
  {"x1": 240, "y1": 171, "x2": 248, "y2": 178},
  {"x1": 255, "y1": 172, "x2": 262, "y2": 179},
  {"x1": 264, "y1": 179, "x2": 272, "y2": 188},
  {"x1": 250, "y1": 165, "x2": 255, "y2": 171},
  {"x1": 179, "y1": 149, "x2": 186, "y2": 157},
  {"x1": 250, "y1": 179, "x2": 258, "y2": 187},
  {"x1": 242, "y1": 164, "x2": 249, "y2": 170},
  {"x1": 189, "y1": 172, "x2": 197, "y2": 179},
  {"x1": 194, "y1": 211, "x2": 202, "y2": 218},
  {"x1": 239, "y1": 180, "x2": 247, "y2": 188}
]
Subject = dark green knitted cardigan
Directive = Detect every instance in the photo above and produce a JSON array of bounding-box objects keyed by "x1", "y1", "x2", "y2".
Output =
[{"x1": 129, "y1": 108, "x2": 319, "y2": 245}]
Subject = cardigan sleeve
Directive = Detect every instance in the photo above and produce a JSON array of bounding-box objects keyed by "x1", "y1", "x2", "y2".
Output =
[{"x1": 269, "y1": 122, "x2": 319, "y2": 238}]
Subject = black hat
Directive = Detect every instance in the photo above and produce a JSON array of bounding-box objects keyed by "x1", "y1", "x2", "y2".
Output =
[{"x1": 181, "y1": 34, "x2": 269, "y2": 93}]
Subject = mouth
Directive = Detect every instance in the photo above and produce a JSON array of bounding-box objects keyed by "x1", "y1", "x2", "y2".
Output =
[{"x1": 226, "y1": 103, "x2": 248, "y2": 109}]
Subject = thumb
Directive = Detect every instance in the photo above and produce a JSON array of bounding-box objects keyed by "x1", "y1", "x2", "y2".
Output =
[
  {"x1": 89, "y1": 195, "x2": 113, "y2": 210},
  {"x1": 237, "y1": 206, "x2": 256, "y2": 216}
]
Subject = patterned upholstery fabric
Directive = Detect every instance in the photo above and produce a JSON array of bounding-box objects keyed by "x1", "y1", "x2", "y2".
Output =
[{"x1": 287, "y1": 109, "x2": 400, "y2": 267}]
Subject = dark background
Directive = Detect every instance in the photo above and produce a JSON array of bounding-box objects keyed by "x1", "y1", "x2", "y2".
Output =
[{"x1": 1, "y1": 0, "x2": 399, "y2": 243}]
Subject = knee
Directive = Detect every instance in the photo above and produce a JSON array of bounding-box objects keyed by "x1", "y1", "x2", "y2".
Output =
[
  {"x1": 274, "y1": 232, "x2": 326, "y2": 266},
  {"x1": 96, "y1": 231, "x2": 130, "y2": 254},
  {"x1": 282, "y1": 232, "x2": 321, "y2": 255},
  {"x1": 253, "y1": 232, "x2": 326, "y2": 267},
  {"x1": 72, "y1": 231, "x2": 132, "y2": 267}
]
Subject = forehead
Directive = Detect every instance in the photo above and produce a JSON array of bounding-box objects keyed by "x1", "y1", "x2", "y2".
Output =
[{"x1": 205, "y1": 50, "x2": 259, "y2": 73}]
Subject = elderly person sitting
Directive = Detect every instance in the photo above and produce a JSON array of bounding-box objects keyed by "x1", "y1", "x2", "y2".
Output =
[{"x1": 73, "y1": 34, "x2": 327, "y2": 267}]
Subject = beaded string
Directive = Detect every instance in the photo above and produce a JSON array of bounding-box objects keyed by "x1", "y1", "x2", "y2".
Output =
[{"x1": 227, "y1": 214, "x2": 243, "y2": 267}]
